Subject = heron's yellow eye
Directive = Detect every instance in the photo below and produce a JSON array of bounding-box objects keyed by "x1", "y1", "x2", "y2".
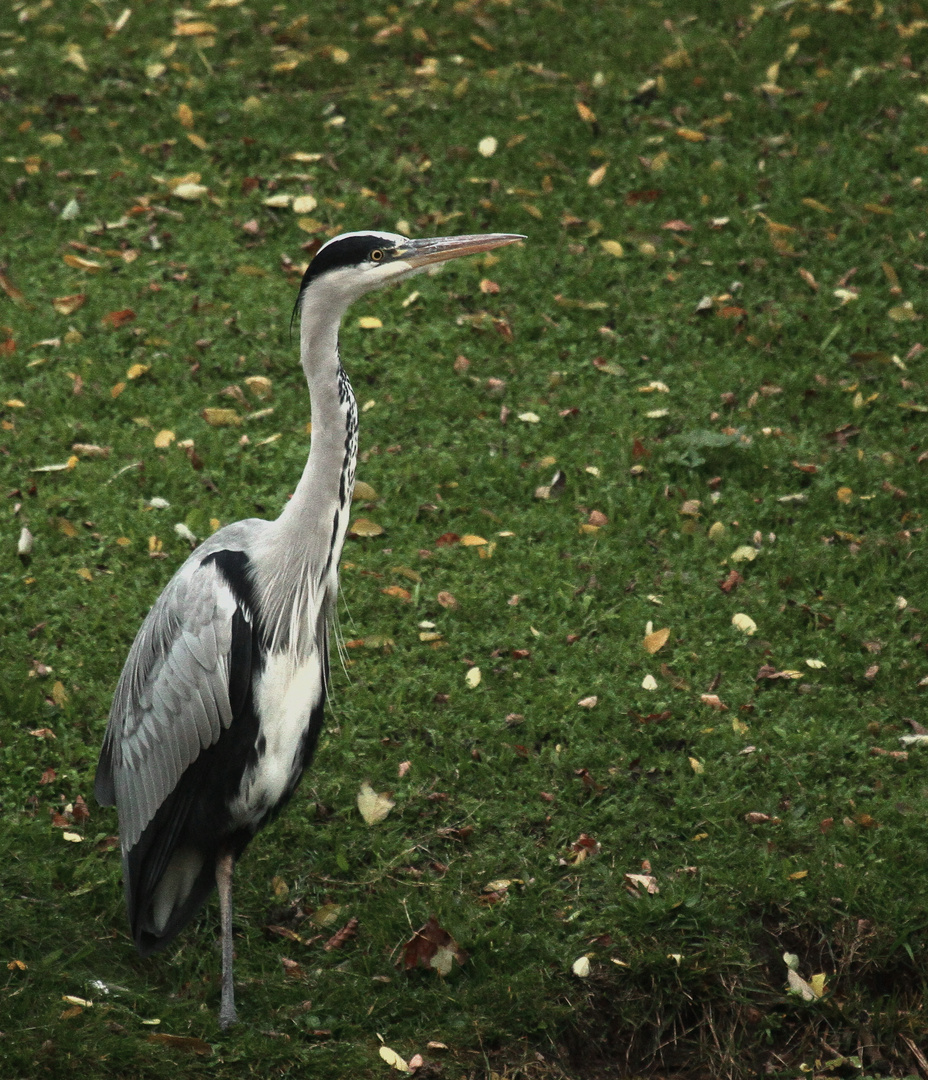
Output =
[{"x1": 370, "y1": 249, "x2": 384, "y2": 262}]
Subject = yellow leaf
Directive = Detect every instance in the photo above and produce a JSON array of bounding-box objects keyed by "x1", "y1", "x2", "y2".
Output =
[
  {"x1": 186, "y1": 132, "x2": 209, "y2": 150},
  {"x1": 177, "y1": 103, "x2": 194, "y2": 128},
  {"x1": 688, "y1": 757, "x2": 704, "y2": 774},
  {"x1": 708, "y1": 521, "x2": 726, "y2": 541},
  {"x1": 51, "y1": 681, "x2": 68, "y2": 706},
  {"x1": 154, "y1": 430, "x2": 175, "y2": 449},
  {"x1": 244, "y1": 375, "x2": 273, "y2": 400},
  {"x1": 836, "y1": 486, "x2": 853, "y2": 504},
  {"x1": 63, "y1": 44, "x2": 88, "y2": 72},
  {"x1": 126, "y1": 363, "x2": 149, "y2": 380},
  {"x1": 587, "y1": 163, "x2": 608, "y2": 187},
  {"x1": 357, "y1": 781, "x2": 395, "y2": 825},
  {"x1": 349, "y1": 517, "x2": 384, "y2": 537},
  {"x1": 173, "y1": 182, "x2": 208, "y2": 200},
  {"x1": 358, "y1": 316, "x2": 382, "y2": 329},
  {"x1": 731, "y1": 613, "x2": 757, "y2": 635},
  {"x1": 649, "y1": 150, "x2": 670, "y2": 171},
  {"x1": 173, "y1": 20, "x2": 217, "y2": 35},
  {"x1": 661, "y1": 48, "x2": 690, "y2": 69},
  {"x1": 378, "y1": 1045, "x2": 411, "y2": 1073},
  {"x1": 62, "y1": 254, "x2": 101, "y2": 272},
  {"x1": 76, "y1": 568, "x2": 93, "y2": 582},
  {"x1": 600, "y1": 240, "x2": 624, "y2": 257},
  {"x1": 460, "y1": 534, "x2": 488, "y2": 546},
  {"x1": 62, "y1": 832, "x2": 83, "y2": 843},
  {"x1": 576, "y1": 101, "x2": 596, "y2": 123},
  {"x1": 802, "y1": 197, "x2": 831, "y2": 213},
  {"x1": 111, "y1": 382, "x2": 126, "y2": 399},
  {"x1": 478, "y1": 136, "x2": 498, "y2": 157},
  {"x1": 730, "y1": 545, "x2": 757, "y2": 563},
  {"x1": 4, "y1": 399, "x2": 25, "y2": 408},
  {"x1": 202, "y1": 408, "x2": 241, "y2": 427},
  {"x1": 643, "y1": 627, "x2": 670, "y2": 654},
  {"x1": 676, "y1": 127, "x2": 706, "y2": 142},
  {"x1": 292, "y1": 194, "x2": 318, "y2": 214},
  {"x1": 352, "y1": 480, "x2": 378, "y2": 501},
  {"x1": 330, "y1": 46, "x2": 350, "y2": 64},
  {"x1": 788, "y1": 870, "x2": 808, "y2": 880},
  {"x1": 465, "y1": 666, "x2": 482, "y2": 688}
]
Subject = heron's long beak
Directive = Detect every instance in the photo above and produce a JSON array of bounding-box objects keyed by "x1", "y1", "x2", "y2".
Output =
[{"x1": 397, "y1": 233, "x2": 525, "y2": 269}]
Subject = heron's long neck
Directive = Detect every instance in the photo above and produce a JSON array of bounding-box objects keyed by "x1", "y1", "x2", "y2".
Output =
[{"x1": 276, "y1": 291, "x2": 358, "y2": 570}]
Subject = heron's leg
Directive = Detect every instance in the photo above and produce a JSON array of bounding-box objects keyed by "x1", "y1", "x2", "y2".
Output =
[{"x1": 216, "y1": 851, "x2": 238, "y2": 1029}]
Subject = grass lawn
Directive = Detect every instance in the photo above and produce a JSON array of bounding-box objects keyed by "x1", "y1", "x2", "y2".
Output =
[{"x1": 3, "y1": 0, "x2": 928, "y2": 1076}]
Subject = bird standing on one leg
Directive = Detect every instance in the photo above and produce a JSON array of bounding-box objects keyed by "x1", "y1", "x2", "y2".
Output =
[{"x1": 95, "y1": 229, "x2": 524, "y2": 1029}]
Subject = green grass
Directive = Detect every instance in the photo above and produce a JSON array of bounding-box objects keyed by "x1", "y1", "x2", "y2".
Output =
[{"x1": 3, "y1": 0, "x2": 928, "y2": 1076}]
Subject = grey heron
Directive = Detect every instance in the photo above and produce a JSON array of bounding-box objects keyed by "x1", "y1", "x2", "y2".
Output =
[{"x1": 95, "y1": 229, "x2": 524, "y2": 1028}]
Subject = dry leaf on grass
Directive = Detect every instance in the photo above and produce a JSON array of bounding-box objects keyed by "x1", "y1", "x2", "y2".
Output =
[
  {"x1": 399, "y1": 915, "x2": 467, "y2": 976},
  {"x1": 357, "y1": 781, "x2": 395, "y2": 825}
]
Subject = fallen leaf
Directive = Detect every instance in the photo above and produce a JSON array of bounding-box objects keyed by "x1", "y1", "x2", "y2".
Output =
[
  {"x1": 732, "y1": 613, "x2": 757, "y2": 635},
  {"x1": 53, "y1": 294, "x2": 86, "y2": 315},
  {"x1": 381, "y1": 585, "x2": 412, "y2": 602},
  {"x1": 572, "y1": 955, "x2": 591, "y2": 977},
  {"x1": 400, "y1": 915, "x2": 467, "y2": 975},
  {"x1": 624, "y1": 872, "x2": 659, "y2": 894},
  {"x1": 379, "y1": 1046, "x2": 411, "y2": 1073},
  {"x1": 478, "y1": 136, "x2": 497, "y2": 157},
  {"x1": 357, "y1": 781, "x2": 395, "y2": 825},
  {"x1": 730, "y1": 545, "x2": 757, "y2": 563},
  {"x1": 643, "y1": 627, "x2": 670, "y2": 654},
  {"x1": 323, "y1": 916, "x2": 359, "y2": 951},
  {"x1": 459, "y1": 534, "x2": 488, "y2": 546},
  {"x1": 465, "y1": 666, "x2": 481, "y2": 688},
  {"x1": 577, "y1": 695, "x2": 598, "y2": 708},
  {"x1": 587, "y1": 163, "x2": 608, "y2": 187},
  {"x1": 202, "y1": 407, "x2": 241, "y2": 426},
  {"x1": 349, "y1": 518, "x2": 385, "y2": 538},
  {"x1": 436, "y1": 590, "x2": 458, "y2": 608},
  {"x1": 700, "y1": 693, "x2": 727, "y2": 711},
  {"x1": 147, "y1": 1033, "x2": 212, "y2": 1056}
]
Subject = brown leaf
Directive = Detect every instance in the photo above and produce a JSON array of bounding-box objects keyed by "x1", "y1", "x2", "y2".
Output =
[
  {"x1": 436, "y1": 591, "x2": 458, "y2": 609},
  {"x1": 797, "y1": 267, "x2": 819, "y2": 291},
  {"x1": 147, "y1": 1033, "x2": 212, "y2": 1056},
  {"x1": 0, "y1": 270, "x2": 27, "y2": 305},
  {"x1": 323, "y1": 916, "x2": 359, "y2": 951},
  {"x1": 435, "y1": 532, "x2": 460, "y2": 547},
  {"x1": 624, "y1": 188, "x2": 662, "y2": 205},
  {"x1": 719, "y1": 570, "x2": 743, "y2": 593},
  {"x1": 643, "y1": 627, "x2": 670, "y2": 654},
  {"x1": 400, "y1": 916, "x2": 467, "y2": 975},
  {"x1": 51, "y1": 293, "x2": 86, "y2": 316},
  {"x1": 71, "y1": 795, "x2": 90, "y2": 825},
  {"x1": 661, "y1": 219, "x2": 693, "y2": 232}
]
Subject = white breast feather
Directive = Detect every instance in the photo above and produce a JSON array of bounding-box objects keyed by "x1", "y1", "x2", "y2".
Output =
[{"x1": 230, "y1": 651, "x2": 324, "y2": 827}]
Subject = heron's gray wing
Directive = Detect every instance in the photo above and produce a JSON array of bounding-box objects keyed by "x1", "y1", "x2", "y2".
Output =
[{"x1": 95, "y1": 556, "x2": 248, "y2": 852}]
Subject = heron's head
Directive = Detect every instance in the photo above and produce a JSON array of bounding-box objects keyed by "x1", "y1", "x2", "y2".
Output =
[{"x1": 294, "y1": 230, "x2": 524, "y2": 319}]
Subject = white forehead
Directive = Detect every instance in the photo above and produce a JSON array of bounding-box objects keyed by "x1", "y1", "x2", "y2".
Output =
[{"x1": 315, "y1": 230, "x2": 409, "y2": 255}]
